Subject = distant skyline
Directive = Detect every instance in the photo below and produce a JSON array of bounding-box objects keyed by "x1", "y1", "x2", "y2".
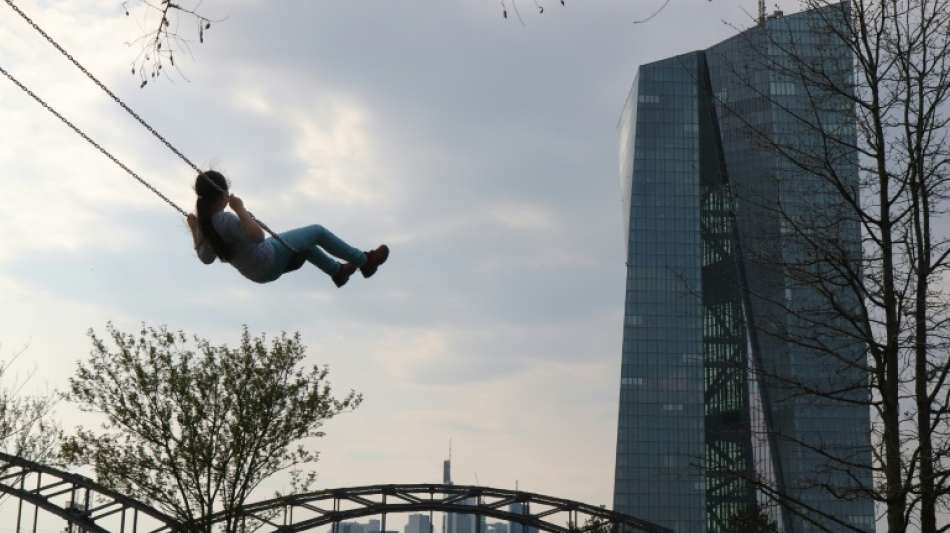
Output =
[
  {"x1": 0, "y1": 0, "x2": 806, "y2": 525},
  {"x1": 342, "y1": 510, "x2": 509, "y2": 533}
]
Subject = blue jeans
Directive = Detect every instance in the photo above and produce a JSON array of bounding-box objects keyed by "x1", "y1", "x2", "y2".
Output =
[{"x1": 268, "y1": 225, "x2": 366, "y2": 280}]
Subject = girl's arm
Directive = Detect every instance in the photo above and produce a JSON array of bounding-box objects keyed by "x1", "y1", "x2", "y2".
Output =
[
  {"x1": 187, "y1": 214, "x2": 217, "y2": 264},
  {"x1": 228, "y1": 195, "x2": 266, "y2": 242},
  {"x1": 186, "y1": 214, "x2": 203, "y2": 248}
]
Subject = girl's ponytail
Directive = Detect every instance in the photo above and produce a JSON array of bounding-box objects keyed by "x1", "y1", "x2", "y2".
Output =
[{"x1": 195, "y1": 170, "x2": 233, "y2": 262}]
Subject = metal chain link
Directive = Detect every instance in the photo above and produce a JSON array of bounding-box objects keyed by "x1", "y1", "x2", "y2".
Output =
[
  {"x1": 0, "y1": 64, "x2": 189, "y2": 217},
  {"x1": 4, "y1": 0, "x2": 200, "y2": 173},
  {"x1": 3, "y1": 0, "x2": 300, "y2": 254}
]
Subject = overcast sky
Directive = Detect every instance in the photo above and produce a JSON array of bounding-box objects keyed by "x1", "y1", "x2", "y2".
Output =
[{"x1": 0, "y1": 0, "x2": 803, "y2": 526}]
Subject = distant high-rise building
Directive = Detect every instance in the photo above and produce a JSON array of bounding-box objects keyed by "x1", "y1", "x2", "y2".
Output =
[
  {"x1": 614, "y1": 3, "x2": 874, "y2": 533},
  {"x1": 441, "y1": 454, "x2": 485, "y2": 533},
  {"x1": 406, "y1": 514, "x2": 433, "y2": 533},
  {"x1": 340, "y1": 519, "x2": 382, "y2": 533},
  {"x1": 486, "y1": 523, "x2": 508, "y2": 533},
  {"x1": 507, "y1": 503, "x2": 537, "y2": 533},
  {"x1": 339, "y1": 522, "x2": 362, "y2": 533},
  {"x1": 447, "y1": 511, "x2": 484, "y2": 533}
]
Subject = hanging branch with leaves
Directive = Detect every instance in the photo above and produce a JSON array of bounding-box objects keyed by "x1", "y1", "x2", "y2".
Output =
[
  {"x1": 122, "y1": 0, "x2": 218, "y2": 88},
  {"x1": 499, "y1": 0, "x2": 565, "y2": 22}
]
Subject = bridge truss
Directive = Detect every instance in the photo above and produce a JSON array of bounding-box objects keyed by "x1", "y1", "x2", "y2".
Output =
[
  {"x1": 183, "y1": 485, "x2": 671, "y2": 533},
  {"x1": 0, "y1": 453, "x2": 670, "y2": 533},
  {"x1": 0, "y1": 451, "x2": 181, "y2": 533}
]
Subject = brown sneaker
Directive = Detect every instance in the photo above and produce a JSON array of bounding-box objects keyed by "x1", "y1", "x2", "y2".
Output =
[
  {"x1": 332, "y1": 262, "x2": 358, "y2": 288},
  {"x1": 360, "y1": 245, "x2": 389, "y2": 278}
]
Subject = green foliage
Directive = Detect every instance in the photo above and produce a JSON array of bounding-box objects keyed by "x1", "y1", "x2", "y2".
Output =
[
  {"x1": 0, "y1": 348, "x2": 62, "y2": 464},
  {"x1": 574, "y1": 517, "x2": 617, "y2": 533},
  {"x1": 62, "y1": 323, "x2": 361, "y2": 531},
  {"x1": 725, "y1": 506, "x2": 779, "y2": 533}
]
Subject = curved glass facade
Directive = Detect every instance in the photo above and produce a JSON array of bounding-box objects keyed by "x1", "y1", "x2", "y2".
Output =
[{"x1": 614, "y1": 5, "x2": 874, "y2": 532}]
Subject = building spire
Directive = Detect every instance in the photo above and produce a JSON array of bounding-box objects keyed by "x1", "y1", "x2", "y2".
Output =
[{"x1": 443, "y1": 439, "x2": 453, "y2": 485}]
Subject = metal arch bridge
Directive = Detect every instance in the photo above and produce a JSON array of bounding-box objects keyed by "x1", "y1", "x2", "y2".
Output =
[
  {"x1": 0, "y1": 451, "x2": 179, "y2": 533},
  {"x1": 0, "y1": 452, "x2": 671, "y2": 533}
]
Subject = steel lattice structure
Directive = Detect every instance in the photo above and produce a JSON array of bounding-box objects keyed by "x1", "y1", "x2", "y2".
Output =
[
  {"x1": 181, "y1": 485, "x2": 671, "y2": 533},
  {"x1": 0, "y1": 452, "x2": 670, "y2": 533},
  {"x1": 0, "y1": 451, "x2": 182, "y2": 533}
]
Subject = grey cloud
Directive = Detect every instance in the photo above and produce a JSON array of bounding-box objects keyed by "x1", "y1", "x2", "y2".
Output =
[{"x1": 0, "y1": 0, "x2": 805, "y2": 510}]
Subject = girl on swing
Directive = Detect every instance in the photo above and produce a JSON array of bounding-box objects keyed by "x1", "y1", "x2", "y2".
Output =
[{"x1": 186, "y1": 170, "x2": 389, "y2": 287}]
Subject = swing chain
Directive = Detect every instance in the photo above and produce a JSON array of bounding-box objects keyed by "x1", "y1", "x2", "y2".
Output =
[
  {"x1": 4, "y1": 0, "x2": 301, "y2": 255},
  {"x1": 4, "y1": 0, "x2": 200, "y2": 173},
  {"x1": 0, "y1": 64, "x2": 189, "y2": 217}
]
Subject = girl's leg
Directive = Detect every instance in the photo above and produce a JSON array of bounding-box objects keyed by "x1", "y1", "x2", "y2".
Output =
[{"x1": 276, "y1": 225, "x2": 367, "y2": 275}]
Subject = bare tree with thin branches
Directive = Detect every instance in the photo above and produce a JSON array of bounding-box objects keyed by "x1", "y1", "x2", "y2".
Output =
[
  {"x1": 700, "y1": 1, "x2": 950, "y2": 531},
  {"x1": 122, "y1": 0, "x2": 217, "y2": 87}
]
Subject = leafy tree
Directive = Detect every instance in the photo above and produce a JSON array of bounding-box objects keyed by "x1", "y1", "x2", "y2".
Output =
[
  {"x1": 0, "y1": 346, "x2": 62, "y2": 464},
  {"x1": 725, "y1": 507, "x2": 779, "y2": 533},
  {"x1": 0, "y1": 346, "x2": 63, "y2": 511},
  {"x1": 62, "y1": 323, "x2": 361, "y2": 532},
  {"x1": 571, "y1": 516, "x2": 616, "y2": 533}
]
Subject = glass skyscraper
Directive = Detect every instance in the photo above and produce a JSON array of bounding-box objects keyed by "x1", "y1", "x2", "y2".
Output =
[{"x1": 614, "y1": 4, "x2": 874, "y2": 532}]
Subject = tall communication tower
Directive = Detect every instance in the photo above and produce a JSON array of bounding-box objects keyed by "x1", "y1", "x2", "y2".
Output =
[{"x1": 758, "y1": 0, "x2": 766, "y2": 25}]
